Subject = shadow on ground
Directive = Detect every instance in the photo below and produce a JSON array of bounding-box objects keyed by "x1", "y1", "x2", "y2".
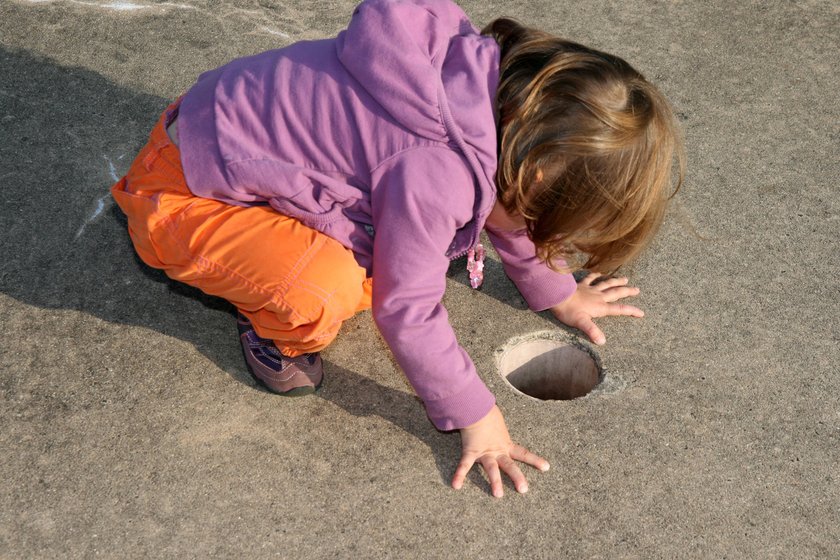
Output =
[
  {"x1": 0, "y1": 45, "x2": 251, "y2": 379},
  {"x1": 319, "y1": 361, "x2": 492, "y2": 492},
  {"x1": 0, "y1": 46, "x2": 495, "y2": 494}
]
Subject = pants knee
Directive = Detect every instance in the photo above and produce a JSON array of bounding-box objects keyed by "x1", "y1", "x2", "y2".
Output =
[
  {"x1": 249, "y1": 236, "x2": 370, "y2": 355},
  {"x1": 289, "y1": 239, "x2": 369, "y2": 326}
]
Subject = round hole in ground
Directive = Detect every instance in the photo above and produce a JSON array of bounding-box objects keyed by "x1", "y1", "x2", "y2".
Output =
[{"x1": 498, "y1": 339, "x2": 601, "y2": 400}]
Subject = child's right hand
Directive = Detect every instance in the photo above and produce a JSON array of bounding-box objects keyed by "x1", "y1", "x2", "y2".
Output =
[{"x1": 452, "y1": 405, "x2": 550, "y2": 497}]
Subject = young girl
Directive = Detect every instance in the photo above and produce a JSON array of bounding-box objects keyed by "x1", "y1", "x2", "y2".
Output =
[{"x1": 112, "y1": 0, "x2": 683, "y2": 498}]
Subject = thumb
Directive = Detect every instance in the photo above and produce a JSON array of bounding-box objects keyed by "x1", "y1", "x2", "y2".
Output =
[{"x1": 575, "y1": 315, "x2": 605, "y2": 345}]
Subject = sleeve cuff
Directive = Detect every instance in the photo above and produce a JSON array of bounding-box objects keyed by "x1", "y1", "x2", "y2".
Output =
[
  {"x1": 517, "y1": 271, "x2": 577, "y2": 311},
  {"x1": 423, "y1": 375, "x2": 496, "y2": 431}
]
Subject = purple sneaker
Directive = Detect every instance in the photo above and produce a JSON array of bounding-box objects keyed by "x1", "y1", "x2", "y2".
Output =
[{"x1": 237, "y1": 313, "x2": 323, "y2": 396}]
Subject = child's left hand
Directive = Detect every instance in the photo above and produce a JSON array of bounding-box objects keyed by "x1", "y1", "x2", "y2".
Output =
[{"x1": 549, "y1": 273, "x2": 644, "y2": 345}]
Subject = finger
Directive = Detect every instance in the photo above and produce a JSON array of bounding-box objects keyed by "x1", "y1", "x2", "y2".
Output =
[
  {"x1": 581, "y1": 272, "x2": 601, "y2": 286},
  {"x1": 601, "y1": 286, "x2": 640, "y2": 303},
  {"x1": 594, "y1": 276, "x2": 628, "y2": 290},
  {"x1": 451, "y1": 456, "x2": 476, "y2": 490},
  {"x1": 510, "y1": 444, "x2": 551, "y2": 472},
  {"x1": 480, "y1": 456, "x2": 504, "y2": 498},
  {"x1": 605, "y1": 303, "x2": 645, "y2": 318},
  {"x1": 498, "y1": 455, "x2": 529, "y2": 493},
  {"x1": 575, "y1": 316, "x2": 606, "y2": 345}
]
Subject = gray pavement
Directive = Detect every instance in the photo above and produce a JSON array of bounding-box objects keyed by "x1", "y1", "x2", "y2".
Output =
[{"x1": 1, "y1": 0, "x2": 838, "y2": 557}]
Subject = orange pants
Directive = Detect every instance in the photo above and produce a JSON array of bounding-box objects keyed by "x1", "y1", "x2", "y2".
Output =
[{"x1": 111, "y1": 102, "x2": 372, "y2": 357}]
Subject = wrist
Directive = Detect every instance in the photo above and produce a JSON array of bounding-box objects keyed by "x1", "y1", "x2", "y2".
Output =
[
  {"x1": 551, "y1": 288, "x2": 578, "y2": 314},
  {"x1": 460, "y1": 404, "x2": 500, "y2": 433}
]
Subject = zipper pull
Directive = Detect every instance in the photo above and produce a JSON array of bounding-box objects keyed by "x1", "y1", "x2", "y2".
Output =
[{"x1": 466, "y1": 243, "x2": 485, "y2": 289}]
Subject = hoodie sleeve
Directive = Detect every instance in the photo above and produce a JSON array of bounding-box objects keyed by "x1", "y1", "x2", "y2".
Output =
[
  {"x1": 370, "y1": 147, "x2": 495, "y2": 431},
  {"x1": 484, "y1": 224, "x2": 578, "y2": 312}
]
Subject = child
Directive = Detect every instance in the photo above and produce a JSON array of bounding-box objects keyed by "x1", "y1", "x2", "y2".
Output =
[{"x1": 111, "y1": 0, "x2": 683, "y2": 498}]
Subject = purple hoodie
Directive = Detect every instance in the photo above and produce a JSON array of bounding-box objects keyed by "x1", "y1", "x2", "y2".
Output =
[{"x1": 177, "y1": 0, "x2": 577, "y2": 430}]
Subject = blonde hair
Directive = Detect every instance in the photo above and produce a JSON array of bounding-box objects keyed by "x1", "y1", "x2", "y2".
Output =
[{"x1": 483, "y1": 18, "x2": 685, "y2": 272}]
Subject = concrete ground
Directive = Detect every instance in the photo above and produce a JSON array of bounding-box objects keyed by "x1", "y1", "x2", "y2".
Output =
[{"x1": 1, "y1": 0, "x2": 838, "y2": 557}]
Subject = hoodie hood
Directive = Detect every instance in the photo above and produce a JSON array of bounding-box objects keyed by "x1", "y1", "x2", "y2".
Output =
[{"x1": 336, "y1": 0, "x2": 500, "y2": 207}]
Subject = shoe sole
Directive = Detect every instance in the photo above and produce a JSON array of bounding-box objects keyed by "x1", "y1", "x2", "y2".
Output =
[{"x1": 253, "y1": 376, "x2": 322, "y2": 397}]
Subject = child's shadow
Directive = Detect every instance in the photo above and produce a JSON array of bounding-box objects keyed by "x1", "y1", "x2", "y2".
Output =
[
  {"x1": 449, "y1": 253, "x2": 598, "y2": 340},
  {"x1": 315, "y1": 362, "x2": 477, "y2": 490},
  {"x1": 446, "y1": 252, "x2": 529, "y2": 311},
  {"x1": 116, "y1": 215, "x2": 492, "y2": 493},
  {"x1": 106, "y1": 218, "x2": 491, "y2": 493},
  {"x1": 0, "y1": 47, "x2": 492, "y2": 496}
]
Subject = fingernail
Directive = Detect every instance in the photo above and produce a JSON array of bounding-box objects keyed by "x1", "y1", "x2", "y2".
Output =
[
  {"x1": 541, "y1": 464, "x2": 550, "y2": 472},
  {"x1": 520, "y1": 485, "x2": 529, "y2": 493},
  {"x1": 596, "y1": 337, "x2": 606, "y2": 345}
]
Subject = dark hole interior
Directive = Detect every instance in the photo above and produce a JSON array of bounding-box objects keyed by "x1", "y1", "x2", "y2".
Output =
[{"x1": 502, "y1": 343, "x2": 600, "y2": 400}]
